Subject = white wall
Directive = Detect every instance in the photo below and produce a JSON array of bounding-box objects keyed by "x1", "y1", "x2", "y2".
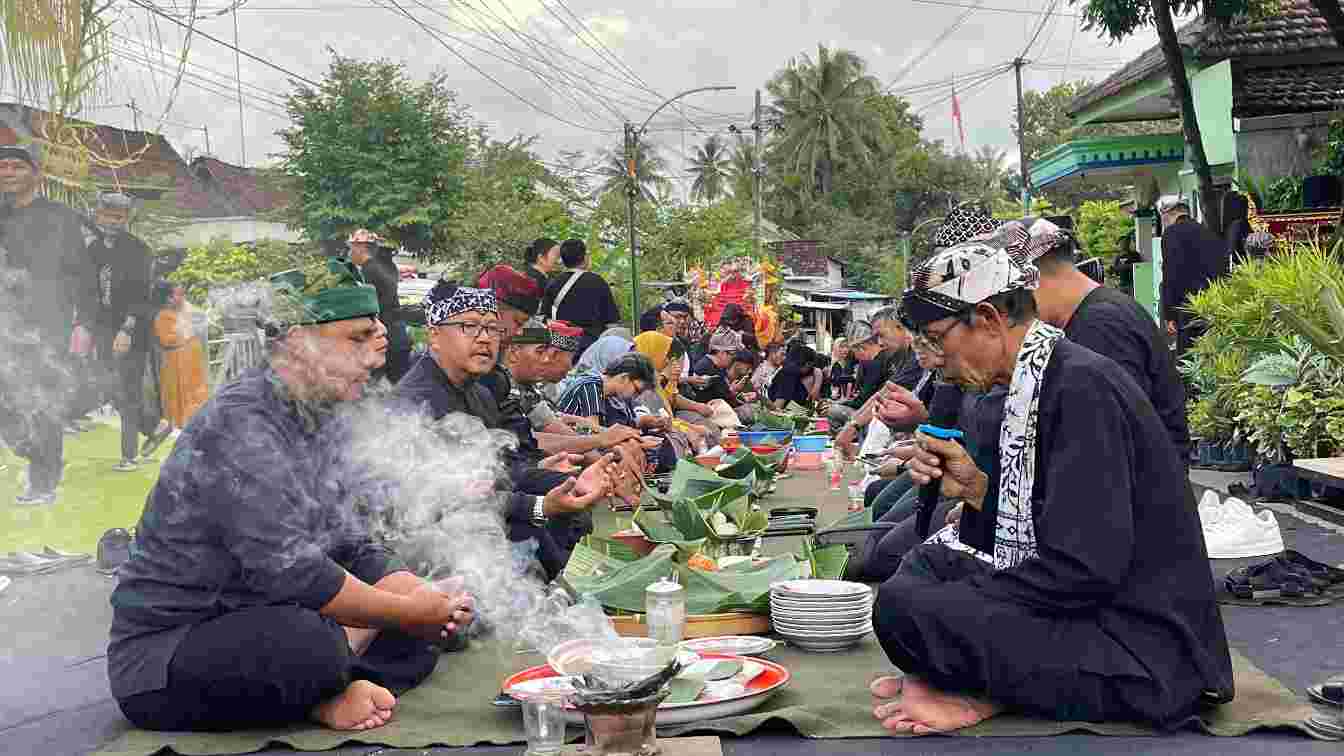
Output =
[{"x1": 160, "y1": 217, "x2": 301, "y2": 248}]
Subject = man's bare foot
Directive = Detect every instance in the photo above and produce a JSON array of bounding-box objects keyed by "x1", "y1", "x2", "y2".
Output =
[
  {"x1": 870, "y1": 675, "x2": 904, "y2": 699},
  {"x1": 871, "y1": 676, "x2": 1001, "y2": 735},
  {"x1": 312, "y1": 680, "x2": 397, "y2": 731}
]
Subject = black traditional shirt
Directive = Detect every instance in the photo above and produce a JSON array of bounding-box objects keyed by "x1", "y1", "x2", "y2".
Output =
[{"x1": 108, "y1": 369, "x2": 406, "y2": 699}]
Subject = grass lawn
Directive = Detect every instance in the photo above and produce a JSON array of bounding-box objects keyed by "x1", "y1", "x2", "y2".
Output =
[{"x1": 1, "y1": 420, "x2": 164, "y2": 555}]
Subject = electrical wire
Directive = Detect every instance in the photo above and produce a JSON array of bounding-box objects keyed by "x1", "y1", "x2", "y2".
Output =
[
  {"x1": 373, "y1": 0, "x2": 618, "y2": 132},
  {"x1": 882, "y1": 0, "x2": 987, "y2": 90},
  {"x1": 123, "y1": 0, "x2": 322, "y2": 87},
  {"x1": 109, "y1": 44, "x2": 290, "y2": 110}
]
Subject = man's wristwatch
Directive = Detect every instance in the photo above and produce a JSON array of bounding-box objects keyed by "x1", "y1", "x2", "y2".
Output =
[{"x1": 530, "y1": 495, "x2": 547, "y2": 526}]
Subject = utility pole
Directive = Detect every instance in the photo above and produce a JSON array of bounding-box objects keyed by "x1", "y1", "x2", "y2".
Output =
[
  {"x1": 203, "y1": 125, "x2": 211, "y2": 156},
  {"x1": 128, "y1": 100, "x2": 140, "y2": 132},
  {"x1": 752, "y1": 88, "x2": 763, "y2": 259},
  {"x1": 1013, "y1": 57, "x2": 1031, "y2": 213},
  {"x1": 624, "y1": 121, "x2": 640, "y2": 330},
  {"x1": 233, "y1": 4, "x2": 247, "y2": 166}
]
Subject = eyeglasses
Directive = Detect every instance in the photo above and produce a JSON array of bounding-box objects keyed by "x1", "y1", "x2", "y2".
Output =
[
  {"x1": 440, "y1": 321, "x2": 508, "y2": 341},
  {"x1": 913, "y1": 319, "x2": 964, "y2": 356}
]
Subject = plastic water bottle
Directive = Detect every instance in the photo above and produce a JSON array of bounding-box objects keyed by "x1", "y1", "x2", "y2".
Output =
[{"x1": 828, "y1": 453, "x2": 843, "y2": 491}]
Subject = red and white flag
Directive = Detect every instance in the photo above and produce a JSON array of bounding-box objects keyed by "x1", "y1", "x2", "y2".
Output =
[{"x1": 951, "y1": 81, "x2": 966, "y2": 152}]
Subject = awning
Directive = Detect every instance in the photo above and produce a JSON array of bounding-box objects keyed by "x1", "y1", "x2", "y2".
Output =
[{"x1": 790, "y1": 301, "x2": 849, "y2": 310}]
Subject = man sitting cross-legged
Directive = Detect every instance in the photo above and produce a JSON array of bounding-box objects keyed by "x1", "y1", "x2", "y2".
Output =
[
  {"x1": 109, "y1": 260, "x2": 473, "y2": 733},
  {"x1": 867, "y1": 241, "x2": 1233, "y2": 734},
  {"x1": 395, "y1": 283, "x2": 613, "y2": 578}
]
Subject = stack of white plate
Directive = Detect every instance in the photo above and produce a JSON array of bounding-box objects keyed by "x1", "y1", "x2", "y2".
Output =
[{"x1": 769, "y1": 579, "x2": 873, "y2": 652}]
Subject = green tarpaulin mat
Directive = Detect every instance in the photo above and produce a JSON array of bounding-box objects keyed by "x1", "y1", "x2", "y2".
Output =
[{"x1": 96, "y1": 640, "x2": 1320, "y2": 756}]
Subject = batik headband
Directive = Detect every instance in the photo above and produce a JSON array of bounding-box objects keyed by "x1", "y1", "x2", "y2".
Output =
[
  {"x1": 976, "y1": 217, "x2": 1071, "y2": 265},
  {"x1": 515, "y1": 318, "x2": 582, "y2": 352},
  {"x1": 931, "y1": 205, "x2": 1003, "y2": 249},
  {"x1": 425, "y1": 284, "x2": 497, "y2": 326},
  {"x1": 899, "y1": 242, "x2": 1039, "y2": 330}
]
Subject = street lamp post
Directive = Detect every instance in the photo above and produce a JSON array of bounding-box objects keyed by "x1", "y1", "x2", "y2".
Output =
[{"x1": 625, "y1": 85, "x2": 735, "y2": 328}]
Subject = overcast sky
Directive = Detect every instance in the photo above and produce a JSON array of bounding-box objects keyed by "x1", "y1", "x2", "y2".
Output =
[{"x1": 75, "y1": 0, "x2": 1169, "y2": 197}]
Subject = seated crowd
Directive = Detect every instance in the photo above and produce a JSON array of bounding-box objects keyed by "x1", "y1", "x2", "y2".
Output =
[{"x1": 108, "y1": 228, "x2": 1233, "y2": 736}]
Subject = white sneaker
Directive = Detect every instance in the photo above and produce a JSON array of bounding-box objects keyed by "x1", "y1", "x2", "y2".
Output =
[
  {"x1": 1198, "y1": 492, "x2": 1253, "y2": 527},
  {"x1": 1204, "y1": 508, "x2": 1285, "y2": 559}
]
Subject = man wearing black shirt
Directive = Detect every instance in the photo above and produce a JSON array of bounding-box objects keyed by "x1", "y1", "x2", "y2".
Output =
[
  {"x1": 0, "y1": 145, "x2": 97, "y2": 504},
  {"x1": 349, "y1": 230, "x2": 419, "y2": 383},
  {"x1": 1158, "y1": 196, "x2": 1229, "y2": 356},
  {"x1": 542, "y1": 239, "x2": 620, "y2": 354},
  {"x1": 1031, "y1": 225, "x2": 1189, "y2": 453},
  {"x1": 90, "y1": 193, "x2": 157, "y2": 471},
  {"x1": 827, "y1": 320, "x2": 885, "y2": 428}
]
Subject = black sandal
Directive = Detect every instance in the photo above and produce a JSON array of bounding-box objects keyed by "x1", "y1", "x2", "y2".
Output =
[
  {"x1": 1282, "y1": 550, "x2": 1344, "y2": 592},
  {"x1": 1224, "y1": 558, "x2": 1318, "y2": 601}
]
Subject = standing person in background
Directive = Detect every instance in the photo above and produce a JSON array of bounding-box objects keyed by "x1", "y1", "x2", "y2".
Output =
[
  {"x1": 0, "y1": 144, "x2": 98, "y2": 505},
  {"x1": 90, "y1": 192, "x2": 158, "y2": 472},
  {"x1": 828, "y1": 338, "x2": 855, "y2": 400},
  {"x1": 524, "y1": 237, "x2": 561, "y2": 298},
  {"x1": 349, "y1": 230, "x2": 418, "y2": 383},
  {"x1": 543, "y1": 239, "x2": 620, "y2": 354},
  {"x1": 152, "y1": 282, "x2": 209, "y2": 432},
  {"x1": 1158, "y1": 196, "x2": 1229, "y2": 358}
]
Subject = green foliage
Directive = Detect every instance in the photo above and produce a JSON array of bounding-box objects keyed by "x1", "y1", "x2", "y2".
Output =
[
  {"x1": 1074, "y1": 200, "x2": 1132, "y2": 264},
  {"x1": 593, "y1": 134, "x2": 671, "y2": 203},
  {"x1": 1184, "y1": 239, "x2": 1344, "y2": 452},
  {"x1": 169, "y1": 237, "x2": 318, "y2": 303},
  {"x1": 688, "y1": 135, "x2": 732, "y2": 204},
  {"x1": 278, "y1": 53, "x2": 469, "y2": 250},
  {"x1": 1321, "y1": 119, "x2": 1344, "y2": 176}
]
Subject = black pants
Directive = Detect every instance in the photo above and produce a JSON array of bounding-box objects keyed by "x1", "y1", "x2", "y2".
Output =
[
  {"x1": 378, "y1": 321, "x2": 413, "y2": 385},
  {"x1": 862, "y1": 497, "x2": 955, "y2": 584},
  {"x1": 117, "y1": 605, "x2": 439, "y2": 732},
  {"x1": 0, "y1": 404, "x2": 63, "y2": 493},
  {"x1": 95, "y1": 326, "x2": 151, "y2": 461},
  {"x1": 873, "y1": 544, "x2": 1198, "y2": 726}
]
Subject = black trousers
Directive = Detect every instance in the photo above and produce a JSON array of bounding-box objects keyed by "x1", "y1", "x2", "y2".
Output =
[
  {"x1": 862, "y1": 497, "x2": 956, "y2": 584},
  {"x1": 0, "y1": 404, "x2": 63, "y2": 493},
  {"x1": 95, "y1": 325, "x2": 151, "y2": 461},
  {"x1": 873, "y1": 544, "x2": 1199, "y2": 727},
  {"x1": 117, "y1": 605, "x2": 439, "y2": 732}
]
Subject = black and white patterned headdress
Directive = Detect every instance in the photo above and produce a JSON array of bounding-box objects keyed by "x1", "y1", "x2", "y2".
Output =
[
  {"x1": 424, "y1": 282, "x2": 498, "y2": 326},
  {"x1": 900, "y1": 242, "x2": 1039, "y2": 330}
]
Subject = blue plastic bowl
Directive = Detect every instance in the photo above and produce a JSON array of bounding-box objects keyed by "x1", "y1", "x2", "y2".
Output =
[
  {"x1": 739, "y1": 430, "x2": 794, "y2": 447},
  {"x1": 793, "y1": 435, "x2": 828, "y2": 452}
]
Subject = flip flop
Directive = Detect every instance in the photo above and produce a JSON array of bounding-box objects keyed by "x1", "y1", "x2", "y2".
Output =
[
  {"x1": 0, "y1": 575, "x2": 10, "y2": 596},
  {"x1": 42, "y1": 547, "x2": 91, "y2": 566},
  {"x1": 1222, "y1": 559, "x2": 1330, "y2": 606}
]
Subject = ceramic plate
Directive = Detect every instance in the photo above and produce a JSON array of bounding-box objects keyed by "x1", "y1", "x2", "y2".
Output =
[
  {"x1": 678, "y1": 636, "x2": 778, "y2": 657},
  {"x1": 502, "y1": 652, "x2": 791, "y2": 726},
  {"x1": 770, "y1": 579, "x2": 870, "y2": 597}
]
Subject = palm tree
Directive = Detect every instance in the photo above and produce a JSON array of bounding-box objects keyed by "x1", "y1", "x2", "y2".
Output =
[
  {"x1": 972, "y1": 145, "x2": 1009, "y2": 206},
  {"x1": 593, "y1": 135, "x2": 671, "y2": 203},
  {"x1": 687, "y1": 134, "x2": 731, "y2": 204},
  {"x1": 729, "y1": 139, "x2": 758, "y2": 202},
  {"x1": 766, "y1": 44, "x2": 884, "y2": 197}
]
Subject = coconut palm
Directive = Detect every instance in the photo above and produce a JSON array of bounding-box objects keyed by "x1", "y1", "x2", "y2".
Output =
[
  {"x1": 728, "y1": 139, "x2": 758, "y2": 202},
  {"x1": 687, "y1": 134, "x2": 731, "y2": 203},
  {"x1": 593, "y1": 135, "x2": 672, "y2": 203},
  {"x1": 766, "y1": 44, "x2": 884, "y2": 197}
]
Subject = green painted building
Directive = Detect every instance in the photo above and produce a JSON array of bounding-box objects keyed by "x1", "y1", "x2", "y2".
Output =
[{"x1": 1028, "y1": 0, "x2": 1344, "y2": 322}]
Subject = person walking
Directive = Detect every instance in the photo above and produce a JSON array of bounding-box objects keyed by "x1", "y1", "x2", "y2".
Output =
[
  {"x1": 89, "y1": 192, "x2": 158, "y2": 472},
  {"x1": 0, "y1": 144, "x2": 98, "y2": 504}
]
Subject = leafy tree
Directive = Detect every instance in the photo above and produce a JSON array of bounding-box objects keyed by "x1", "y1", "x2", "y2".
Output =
[
  {"x1": 1072, "y1": 0, "x2": 1256, "y2": 230},
  {"x1": 766, "y1": 44, "x2": 884, "y2": 197},
  {"x1": 169, "y1": 237, "x2": 317, "y2": 303},
  {"x1": 687, "y1": 135, "x2": 732, "y2": 203},
  {"x1": 278, "y1": 53, "x2": 470, "y2": 251},
  {"x1": 593, "y1": 135, "x2": 671, "y2": 203}
]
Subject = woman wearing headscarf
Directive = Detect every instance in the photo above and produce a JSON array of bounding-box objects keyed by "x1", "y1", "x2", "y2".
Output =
[
  {"x1": 152, "y1": 281, "x2": 209, "y2": 431},
  {"x1": 633, "y1": 332, "x2": 716, "y2": 453}
]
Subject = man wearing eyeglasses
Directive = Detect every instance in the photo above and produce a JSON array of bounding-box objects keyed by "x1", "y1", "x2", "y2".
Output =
[
  {"x1": 395, "y1": 282, "x2": 612, "y2": 578},
  {"x1": 866, "y1": 241, "x2": 1230, "y2": 736}
]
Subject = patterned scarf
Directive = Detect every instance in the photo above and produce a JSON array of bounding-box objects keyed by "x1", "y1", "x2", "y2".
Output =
[{"x1": 927, "y1": 319, "x2": 1064, "y2": 570}]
